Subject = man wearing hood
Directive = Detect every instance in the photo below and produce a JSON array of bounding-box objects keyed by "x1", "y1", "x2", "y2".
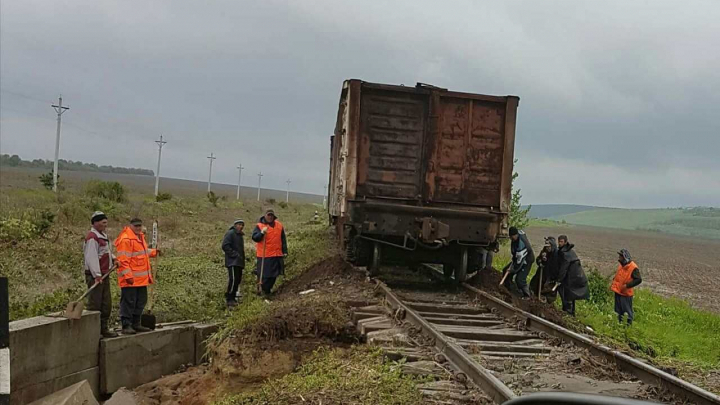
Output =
[
  {"x1": 612, "y1": 249, "x2": 642, "y2": 325},
  {"x1": 504, "y1": 227, "x2": 535, "y2": 298},
  {"x1": 252, "y1": 209, "x2": 288, "y2": 296},
  {"x1": 222, "y1": 219, "x2": 246, "y2": 307},
  {"x1": 556, "y1": 235, "x2": 589, "y2": 316},
  {"x1": 530, "y1": 236, "x2": 559, "y2": 302}
]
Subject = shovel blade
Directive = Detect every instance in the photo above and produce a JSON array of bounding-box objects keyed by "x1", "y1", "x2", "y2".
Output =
[{"x1": 65, "y1": 301, "x2": 84, "y2": 319}]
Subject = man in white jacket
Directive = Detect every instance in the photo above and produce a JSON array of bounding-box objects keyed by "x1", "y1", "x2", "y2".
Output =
[{"x1": 83, "y1": 211, "x2": 118, "y2": 338}]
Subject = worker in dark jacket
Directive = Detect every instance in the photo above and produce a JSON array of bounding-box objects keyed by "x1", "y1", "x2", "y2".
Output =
[
  {"x1": 530, "y1": 237, "x2": 559, "y2": 302},
  {"x1": 612, "y1": 249, "x2": 642, "y2": 325},
  {"x1": 222, "y1": 219, "x2": 245, "y2": 308},
  {"x1": 252, "y1": 209, "x2": 288, "y2": 296},
  {"x1": 503, "y1": 227, "x2": 535, "y2": 298},
  {"x1": 555, "y1": 235, "x2": 589, "y2": 316}
]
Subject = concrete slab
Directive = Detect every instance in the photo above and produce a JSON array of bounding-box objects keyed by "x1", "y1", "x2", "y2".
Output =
[
  {"x1": 100, "y1": 324, "x2": 195, "y2": 394},
  {"x1": 194, "y1": 323, "x2": 218, "y2": 365},
  {"x1": 26, "y1": 379, "x2": 98, "y2": 405},
  {"x1": 9, "y1": 312, "x2": 99, "y2": 393},
  {"x1": 11, "y1": 367, "x2": 99, "y2": 405},
  {"x1": 104, "y1": 387, "x2": 138, "y2": 405}
]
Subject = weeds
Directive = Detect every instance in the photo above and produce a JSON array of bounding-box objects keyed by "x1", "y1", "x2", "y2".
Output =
[
  {"x1": 84, "y1": 180, "x2": 126, "y2": 202},
  {"x1": 215, "y1": 346, "x2": 424, "y2": 405}
]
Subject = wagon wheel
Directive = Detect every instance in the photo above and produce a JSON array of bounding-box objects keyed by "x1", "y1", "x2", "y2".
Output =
[
  {"x1": 454, "y1": 247, "x2": 468, "y2": 284},
  {"x1": 368, "y1": 242, "x2": 381, "y2": 276}
]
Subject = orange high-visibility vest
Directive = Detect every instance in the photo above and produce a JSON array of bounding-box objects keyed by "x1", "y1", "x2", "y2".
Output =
[
  {"x1": 114, "y1": 226, "x2": 157, "y2": 288},
  {"x1": 611, "y1": 261, "x2": 638, "y2": 297},
  {"x1": 256, "y1": 220, "x2": 284, "y2": 258}
]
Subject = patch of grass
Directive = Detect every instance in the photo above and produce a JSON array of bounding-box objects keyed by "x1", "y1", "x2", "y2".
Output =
[
  {"x1": 576, "y1": 269, "x2": 720, "y2": 369},
  {"x1": 528, "y1": 218, "x2": 560, "y2": 228},
  {"x1": 214, "y1": 346, "x2": 425, "y2": 405}
]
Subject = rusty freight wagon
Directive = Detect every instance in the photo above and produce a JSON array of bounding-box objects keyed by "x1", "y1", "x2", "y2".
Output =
[{"x1": 328, "y1": 80, "x2": 519, "y2": 282}]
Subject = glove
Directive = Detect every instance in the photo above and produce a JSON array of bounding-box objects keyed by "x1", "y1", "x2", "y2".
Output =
[{"x1": 126, "y1": 277, "x2": 134, "y2": 286}]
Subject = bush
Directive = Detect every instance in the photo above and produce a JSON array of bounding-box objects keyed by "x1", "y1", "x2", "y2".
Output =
[
  {"x1": 85, "y1": 180, "x2": 126, "y2": 203},
  {"x1": 207, "y1": 191, "x2": 220, "y2": 207},
  {"x1": 266, "y1": 198, "x2": 276, "y2": 205},
  {"x1": 0, "y1": 209, "x2": 55, "y2": 242},
  {"x1": 38, "y1": 171, "x2": 56, "y2": 190},
  {"x1": 585, "y1": 268, "x2": 612, "y2": 307},
  {"x1": 156, "y1": 192, "x2": 173, "y2": 202},
  {"x1": 278, "y1": 201, "x2": 288, "y2": 209}
]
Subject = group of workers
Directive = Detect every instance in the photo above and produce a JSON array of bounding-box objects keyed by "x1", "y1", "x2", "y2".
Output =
[
  {"x1": 82, "y1": 208, "x2": 287, "y2": 338},
  {"x1": 502, "y1": 226, "x2": 642, "y2": 325}
]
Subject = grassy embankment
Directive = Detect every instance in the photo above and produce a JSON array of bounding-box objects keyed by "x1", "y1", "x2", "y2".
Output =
[
  {"x1": 0, "y1": 173, "x2": 328, "y2": 322},
  {"x1": 491, "y1": 248, "x2": 720, "y2": 374},
  {"x1": 1, "y1": 173, "x2": 427, "y2": 402}
]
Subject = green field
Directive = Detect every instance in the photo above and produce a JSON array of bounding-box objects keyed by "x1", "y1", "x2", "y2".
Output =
[{"x1": 549, "y1": 207, "x2": 720, "y2": 239}]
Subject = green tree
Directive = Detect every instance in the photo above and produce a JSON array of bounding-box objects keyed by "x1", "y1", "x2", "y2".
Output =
[
  {"x1": 509, "y1": 159, "x2": 531, "y2": 229},
  {"x1": 38, "y1": 171, "x2": 56, "y2": 190}
]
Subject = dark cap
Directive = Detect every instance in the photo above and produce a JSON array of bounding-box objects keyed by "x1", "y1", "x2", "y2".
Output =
[
  {"x1": 130, "y1": 218, "x2": 143, "y2": 225},
  {"x1": 265, "y1": 209, "x2": 276, "y2": 217},
  {"x1": 91, "y1": 211, "x2": 107, "y2": 224},
  {"x1": 509, "y1": 227, "x2": 518, "y2": 236}
]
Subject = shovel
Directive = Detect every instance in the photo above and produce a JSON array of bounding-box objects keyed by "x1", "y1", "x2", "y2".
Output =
[
  {"x1": 65, "y1": 270, "x2": 112, "y2": 320},
  {"x1": 141, "y1": 220, "x2": 159, "y2": 330},
  {"x1": 256, "y1": 236, "x2": 267, "y2": 296}
]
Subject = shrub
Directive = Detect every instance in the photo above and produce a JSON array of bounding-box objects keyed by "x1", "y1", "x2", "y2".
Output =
[
  {"x1": 34, "y1": 209, "x2": 55, "y2": 237},
  {"x1": 0, "y1": 217, "x2": 37, "y2": 242},
  {"x1": 585, "y1": 268, "x2": 612, "y2": 307},
  {"x1": 266, "y1": 198, "x2": 276, "y2": 205},
  {"x1": 278, "y1": 201, "x2": 288, "y2": 209},
  {"x1": 156, "y1": 192, "x2": 173, "y2": 202},
  {"x1": 207, "y1": 191, "x2": 220, "y2": 207},
  {"x1": 85, "y1": 180, "x2": 126, "y2": 203},
  {"x1": 38, "y1": 171, "x2": 56, "y2": 190}
]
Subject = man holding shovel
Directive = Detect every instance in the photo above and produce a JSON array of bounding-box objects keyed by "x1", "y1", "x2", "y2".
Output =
[
  {"x1": 115, "y1": 218, "x2": 158, "y2": 335},
  {"x1": 83, "y1": 211, "x2": 118, "y2": 338},
  {"x1": 252, "y1": 209, "x2": 287, "y2": 297}
]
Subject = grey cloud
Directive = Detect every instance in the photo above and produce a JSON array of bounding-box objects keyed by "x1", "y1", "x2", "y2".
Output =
[{"x1": 1, "y1": 0, "x2": 718, "y2": 204}]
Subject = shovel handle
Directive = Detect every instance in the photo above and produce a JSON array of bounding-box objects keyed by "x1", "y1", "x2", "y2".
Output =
[
  {"x1": 76, "y1": 269, "x2": 113, "y2": 301},
  {"x1": 499, "y1": 263, "x2": 511, "y2": 286}
]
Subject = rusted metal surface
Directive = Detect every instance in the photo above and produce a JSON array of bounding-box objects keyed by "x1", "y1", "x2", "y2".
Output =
[{"x1": 329, "y1": 80, "x2": 519, "y2": 271}]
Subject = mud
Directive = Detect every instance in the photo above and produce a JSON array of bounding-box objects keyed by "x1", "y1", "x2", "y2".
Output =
[{"x1": 470, "y1": 266, "x2": 569, "y2": 327}]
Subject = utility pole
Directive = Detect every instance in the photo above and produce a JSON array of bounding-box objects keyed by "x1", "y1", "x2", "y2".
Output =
[
  {"x1": 236, "y1": 164, "x2": 244, "y2": 200},
  {"x1": 285, "y1": 179, "x2": 291, "y2": 203},
  {"x1": 207, "y1": 153, "x2": 216, "y2": 193},
  {"x1": 257, "y1": 172, "x2": 263, "y2": 201},
  {"x1": 51, "y1": 96, "x2": 69, "y2": 192},
  {"x1": 323, "y1": 185, "x2": 328, "y2": 209},
  {"x1": 154, "y1": 135, "x2": 167, "y2": 197}
]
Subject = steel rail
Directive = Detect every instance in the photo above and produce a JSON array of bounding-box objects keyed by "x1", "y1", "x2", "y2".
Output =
[
  {"x1": 375, "y1": 281, "x2": 516, "y2": 403},
  {"x1": 419, "y1": 264, "x2": 720, "y2": 405}
]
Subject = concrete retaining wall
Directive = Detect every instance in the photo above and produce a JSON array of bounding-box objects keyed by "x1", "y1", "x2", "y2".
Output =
[
  {"x1": 9, "y1": 311, "x2": 218, "y2": 405},
  {"x1": 9, "y1": 311, "x2": 100, "y2": 404}
]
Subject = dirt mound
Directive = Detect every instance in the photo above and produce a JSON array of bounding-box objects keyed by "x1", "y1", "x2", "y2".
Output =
[
  {"x1": 244, "y1": 294, "x2": 358, "y2": 343},
  {"x1": 276, "y1": 254, "x2": 355, "y2": 295},
  {"x1": 471, "y1": 267, "x2": 569, "y2": 327}
]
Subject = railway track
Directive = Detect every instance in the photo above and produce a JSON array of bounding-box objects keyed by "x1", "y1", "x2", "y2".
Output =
[{"x1": 354, "y1": 265, "x2": 720, "y2": 405}]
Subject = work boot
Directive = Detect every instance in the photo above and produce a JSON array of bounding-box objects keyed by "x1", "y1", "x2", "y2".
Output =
[
  {"x1": 226, "y1": 300, "x2": 238, "y2": 310},
  {"x1": 521, "y1": 286, "x2": 531, "y2": 298},
  {"x1": 100, "y1": 321, "x2": 119, "y2": 338},
  {"x1": 122, "y1": 326, "x2": 137, "y2": 335},
  {"x1": 132, "y1": 324, "x2": 152, "y2": 333}
]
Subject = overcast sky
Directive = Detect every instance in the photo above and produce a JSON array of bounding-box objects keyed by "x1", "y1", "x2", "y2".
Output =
[{"x1": 1, "y1": 0, "x2": 718, "y2": 208}]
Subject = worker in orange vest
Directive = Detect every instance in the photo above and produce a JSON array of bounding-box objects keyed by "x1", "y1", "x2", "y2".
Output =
[
  {"x1": 252, "y1": 209, "x2": 288, "y2": 296},
  {"x1": 611, "y1": 249, "x2": 642, "y2": 325},
  {"x1": 114, "y1": 218, "x2": 158, "y2": 335}
]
